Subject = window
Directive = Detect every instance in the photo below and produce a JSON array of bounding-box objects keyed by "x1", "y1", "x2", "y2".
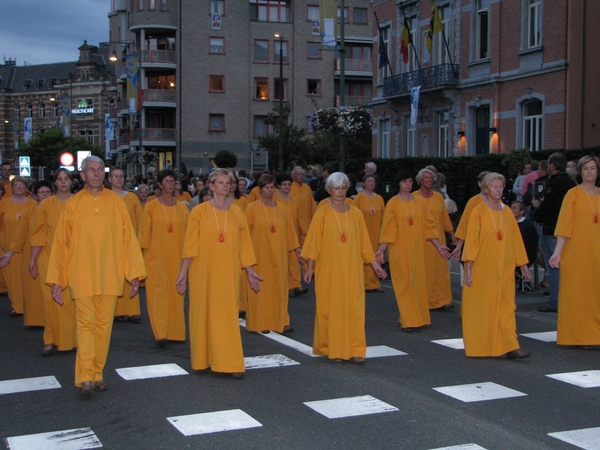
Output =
[
  {"x1": 353, "y1": 7, "x2": 367, "y2": 24},
  {"x1": 51, "y1": 102, "x2": 58, "y2": 117},
  {"x1": 407, "y1": 124, "x2": 416, "y2": 157},
  {"x1": 377, "y1": 27, "x2": 391, "y2": 83},
  {"x1": 79, "y1": 130, "x2": 94, "y2": 144},
  {"x1": 434, "y1": 7, "x2": 450, "y2": 64},
  {"x1": 26, "y1": 104, "x2": 33, "y2": 118},
  {"x1": 274, "y1": 40, "x2": 288, "y2": 63},
  {"x1": 254, "y1": 116, "x2": 269, "y2": 137},
  {"x1": 209, "y1": 37, "x2": 224, "y2": 54},
  {"x1": 209, "y1": 114, "x2": 225, "y2": 131},
  {"x1": 255, "y1": 78, "x2": 268, "y2": 100},
  {"x1": 437, "y1": 112, "x2": 449, "y2": 157},
  {"x1": 210, "y1": 0, "x2": 224, "y2": 14},
  {"x1": 476, "y1": 0, "x2": 489, "y2": 60},
  {"x1": 307, "y1": 42, "x2": 321, "y2": 59},
  {"x1": 138, "y1": 0, "x2": 144, "y2": 10},
  {"x1": 523, "y1": 100, "x2": 542, "y2": 151},
  {"x1": 528, "y1": 0, "x2": 541, "y2": 48},
  {"x1": 307, "y1": 5, "x2": 319, "y2": 20},
  {"x1": 250, "y1": 0, "x2": 290, "y2": 23},
  {"x1": 209, "y1": 75, "x2": 225, "y2": 92},
  {"x1": 307, "y1": 79, "x2": 321, "y2": 96},
  {"x1": 254, "y1": 40, "x2": 269, "y2": 62},
  {"x1": 379, "y1": 119, "x2": 391, "y2": 158},
  {"x1": 14, "y1": 104, "x2": 20, "y2": 119},
  {"x1": 341, "y1": 45, "x2": 371, "y2": 71},
  {"x1": 274, "y1": 78, "x2": 288, "y2": 101},
  {"x1": 160, "y1": 0, "x2": 168, "y2": 10},
  {"x1": 149, "y1": 0, "x2": 155, "y2": 9},
  {"x1": 337, "y1": 6, "x2": 349, "y2": 23},
  {"x1": 39, "y1": 103, "x2": 45, "y2": 118}
]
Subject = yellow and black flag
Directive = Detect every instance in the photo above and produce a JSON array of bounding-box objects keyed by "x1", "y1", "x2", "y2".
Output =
[{"x1": 426, "y1": 0, "x2": 443, "y2": 54}]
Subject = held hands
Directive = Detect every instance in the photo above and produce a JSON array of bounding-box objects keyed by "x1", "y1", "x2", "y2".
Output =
[
  {"x1": 437, "y1": 245, "x2": 451, "y2": 259},
  {"x1": 303, "y1": 267, "x2": 313, "y2": 284},
  {"x1": 295, "y1": 248, "x2": 305, "y2": 265},
  {"x1": 450, "y1": 245, "x2": 462, "y2": 264},
  {"x1": 375, "y1": 250, "x2": 385, "y2": 266},
  {"x1": 372, "y1": 262, "x2": 387, "y2": 279},
  {"x1": 129, "y1": 278, "x2": 140, "y2": 298}
]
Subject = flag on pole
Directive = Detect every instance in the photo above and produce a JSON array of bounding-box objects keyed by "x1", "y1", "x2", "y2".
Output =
[
  {"x1": 426, "y1": 0, "x2": 443, "y2": 54},
  {"x1": 23, "y1": 117, "x2": 33, "y2": 143},
  {"x1": 410, "y1": 86, "x2": 420, "y2": 126},
  {"x1": 378, "y1": 26, "x2": 390, "y2": 69},
  {"x1": 400, "y1": 17, "x2": 411, "y2": 64},
  {"x1": 319, "y1": 0, "x2": 338, "y2": 50},
  {"x1": 125, "y1": 53, "x2": 139, "y2": 113}
]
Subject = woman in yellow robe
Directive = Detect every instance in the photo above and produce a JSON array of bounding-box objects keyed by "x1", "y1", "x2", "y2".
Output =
[
  {"x1": 0, "y1": 177, "x2": 37, "y2": 316},
  {"x1": 245, "y1": 174, "x2": 300, "y2": 334},
  {"x1": 549, "y1": 156, "x2": 600, "y2": 347},
  {"x1": 414, "y1": 168, "x2": 456, "y2": 309},
  {"x1": 177, "y1": 169, "x2": 262, "y2": 379},
  {"x1": 174, "y1": 179, "x2": 192, "y2": 203},
  {"x1": 5, "y1": 181, "x2": 53, "y2": 327},
  {"x1": 109, "y1": 167, "x2": 144, "y2": 322},
  {"x1": 302, "y1": 173, "x2": 386, "y2": 363},
  {"x1": 274, "y1": 173, "x2": 308, "y2": 295},
  {"x1": 462, "y1": 173, "x2": 531, "y2": 358},
  {"x1": 30, "y1": 169, "x2": 76, "y2": 355},
  {"x1": 139, "y1": 170, "x2": 189, "y2": 346},
  {"x1": 376, "y1": 171, "x2": 450, "y2": 332},
  {"x1": 354, "y1": 174, "x2": 385, "y2": 292},
  {"x1": 0, "y1": 184, "x2": 7, "y2": 294},
  {"x1": 228, "y1": 173, "x2": 249, "y2": 315}
]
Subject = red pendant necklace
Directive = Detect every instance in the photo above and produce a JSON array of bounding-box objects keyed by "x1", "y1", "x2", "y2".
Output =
[
  {"x1": 329, "y1": 200, "x2": 349, "y2": 242},
  {"x1": 211, "y1": 200, "x2": 228, "y2": 242},
  {"x1": 486, "y1": 201, "x2": 504, "y2": 240},
  {"x1": 582, "y1": 186, "x2": 600, "y2": 223},
  {"x1": 399, "y1": 194, "x2": 414, "y2": 225},
  {"x1": 160, "y1": 196, "x2": 177, "y2": 232},
  {"x1": 261, "y1": 199, "x2": 277, "y2": 233}
]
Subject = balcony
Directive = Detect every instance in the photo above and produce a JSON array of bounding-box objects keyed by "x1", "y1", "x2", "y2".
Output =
[
  {"x1": 141, "y1": 89, "x2": 176, "y2": 107},
  {"x1": 334, "y1": 96, "x2": 371, "y2": 107},
  {"x1": 131, "y1": 128, "x2": 176, "y2": 146},
  {"x1": 335, "y1": 58, "x2": 372, "y2": 75},
  {"x1": 140, "y1": 49, "x2": 176, "y2": 69},
  {"x1": 383, "y1": 64, "x2": 460, "y2": 96}
]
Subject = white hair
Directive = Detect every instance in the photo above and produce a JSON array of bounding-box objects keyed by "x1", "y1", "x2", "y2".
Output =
[
  {"x1": 415, "y1": 168, "x2": 436, "y2": 185},
  {"x1": 325, "y1": 172, "x2": 349, "y2": 190},
  {"x1": 81, "y1": 155, "x2": 105, "y2": 172},
  {"x1": 365, "y1": 162, "x2": 377, "y2": 173}
]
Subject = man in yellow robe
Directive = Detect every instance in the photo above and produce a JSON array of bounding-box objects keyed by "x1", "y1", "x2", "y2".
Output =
[
  {"x1": 47, "y1": 156, "x2": 146, "y2": 393},
  {"x1": 290, "y1": 166, "x2": 316, "y2": 245}
]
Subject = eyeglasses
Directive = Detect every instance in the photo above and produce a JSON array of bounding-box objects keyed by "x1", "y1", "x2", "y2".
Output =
[
  {"x1": 161, "y1": 179, "x2": 176, "y2": 184},
  {"x1": 110, "y1": 174, "x2": 125, "y2": 179}
]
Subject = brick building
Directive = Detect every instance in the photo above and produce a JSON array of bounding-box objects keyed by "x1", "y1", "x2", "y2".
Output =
[
  {"x1": 108, "y1": 0, "x2": 374, "y2": 174},
  {"x1": 370, "y1": 0, "x2": 600, "y2": 159}
]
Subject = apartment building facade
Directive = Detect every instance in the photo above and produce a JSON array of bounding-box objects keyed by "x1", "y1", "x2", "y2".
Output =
[
  {"x1": 371, "y1": 0, "x2": 600, "y2": 159},
  {"x1": 108, "y1": 0, "x2": 374, "y2": 173}
]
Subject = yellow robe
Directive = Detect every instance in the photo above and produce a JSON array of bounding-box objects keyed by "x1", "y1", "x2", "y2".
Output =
[
  {"x1": 290, "y1": 182, "x2": 316, "y2": 245},
  {"x1": 10, "y1": 204, "x2": 45, "y2": 326},
  {"x1": 317, "y1": 197, "x2": 356, "y2": 209},
  {"x1": 232, "y1": 196, "x2": 249, "y2": 312},
  {"x1": 138, "y1": 200, "x2": 189, "y2": 341},
  {"x1": 247, "y1": 186, "x2": 261, "y2": 203},
  {"x1": 455, "y1": 194, "x2": 484, "y2": 241},
  {"x1": 175, "y1": 191, "x2": 192, "y2": 203},
  {"x1": 301, "y1": 204, "x2": 375, "y2": 360},
  {"x1": 555, "y1": 187, "x2": 600, "y2": 345},
  {"x1": 354, "y1": 192, "x2": 385, "y2": 290},
  {"x1": 115, "y1": 192, "x2": 143, "y2": 317},
  {"x1": 245, "y1": 200, "x2": 299, "y2": 332},
  {"x1": 414, "y1": 190, "x2": 454, "y2": 308},
  {"x1": 233, "y1": 196, "x2": 248, "y2": 211},
  {"x1": 380, "y1": 196, "x2": 437, "y2": 328},
  {"x1": 183, "y1": 202, "x2": 257, "y2": 373},
  {"x1": 461, "y1": 202, "x2": 528, "y2": 357},
  {"x1": 274, "y1": 192, "x2": 306, "y2": 290},
  {"x1": 46, "y1": 187, "x2": 146, "y2": 386},
  {"x1": 0, "y1": 197, "x2": 37, "y2": 314},
  {"x1": 30, "y1": 196, "x2": 76, "y2": 350}
]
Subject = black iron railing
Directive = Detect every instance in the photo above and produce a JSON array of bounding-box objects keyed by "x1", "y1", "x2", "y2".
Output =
[{"x1": 383, "y1": 64, "x2": 460, "y2": 96}]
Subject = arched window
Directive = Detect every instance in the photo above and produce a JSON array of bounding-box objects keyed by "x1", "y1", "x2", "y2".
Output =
[
  {"x1": 13, "y1": 104, "x2": 20, "y2": 119},
  {"x1": 523, "y1": 99, "x2": 542, "y2": 151}
]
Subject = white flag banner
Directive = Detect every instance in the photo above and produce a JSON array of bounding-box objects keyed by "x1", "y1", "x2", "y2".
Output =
[
  {"x1": 104, "y1": 113, "x2": 114, "y2": 158},
  {"x1": 410, "y1": 86, "x2": 420, "y2": 126},
  {"x1": 23, "y1": 117, "x2": 33, "y2": 143}
]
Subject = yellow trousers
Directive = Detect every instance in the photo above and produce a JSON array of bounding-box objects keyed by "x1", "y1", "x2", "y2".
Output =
[{"x1": 75, "y1": 295, "x2": 117, "y2": 387}]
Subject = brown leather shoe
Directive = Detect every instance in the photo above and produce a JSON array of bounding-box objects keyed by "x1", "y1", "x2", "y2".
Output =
[
  {"x1": 41, "y1": 344, "x2": 56, "y2": 357},
  {"x1": 230, "y1": 372, "x2": 245, "y2": 379},
  {"x1": 351, "y1": 356, "x2": 366, "y2": 364},
  {"x1": 282, "y1": 325, "x2": 294, "y2": 334},
  {"x1": 293, "y1": 288, "x2": 308, "y2": 296},
  {"x1": 94, "y1": 380, "x2": 108, "y2": 391},
  {"x1": 80, "y1": 381, "x2": 94, "y2": 394},
  {"x1": 506, "y1": 349, "x2": 531, "y2": 359}
]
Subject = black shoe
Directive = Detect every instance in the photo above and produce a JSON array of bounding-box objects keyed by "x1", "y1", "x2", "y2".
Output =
[
  {"x1": 238, "y1": 311, "x2": 246, "y2": 319},
  {"x1": 293, "y1": 288, "x2": 308, "y2": 296},
  {"x1": 156, "y1": 338, "x2": 167, "y2": 347},
  {"x1": 41, "y1": 344, "x2": 56, "y2": 357},
  {"x1": 9, "y1": 309, "x2": 22, "y2": 317},
  {"x1": 366, "y1": 288, "x2": 384, "y2": 293},
  {"x1": 282, "y1": 325, "x2": 294, "y2": 334},
  {"x1": 506, "y1": 349, "x2": 531, "y2": 359},
  {"x1": 537, "y1": 306, "x2": 557, "y2": 313},
  {"x1": 432, "y1": 303, "x2": 454, "y2": 311}
]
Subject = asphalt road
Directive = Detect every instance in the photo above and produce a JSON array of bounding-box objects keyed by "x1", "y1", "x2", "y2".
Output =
[{"x1": 1, "y1": 265, "x2": 598, "y2": 450}]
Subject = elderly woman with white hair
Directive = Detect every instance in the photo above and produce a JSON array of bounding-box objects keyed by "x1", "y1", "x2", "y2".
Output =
[
  {"x1": 302, "y1": 172, "x2": 386, "y2": 363},
  {"x1": 413, "y1": 168, "x2": 456, "y2": 310}
]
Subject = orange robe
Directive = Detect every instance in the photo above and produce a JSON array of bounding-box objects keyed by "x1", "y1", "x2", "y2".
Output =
[
  {"x1": 414, "y1": 190, "x2": 453, "y2": 308},
  {"x1": 455, "y1": 194, "x2": 484, "y2": 241},
  {"x1": 232, "y1": 196, "x2": 249, "y2": 313},
  {"x1": 461, "y1": 202, "x2": 528, "y2": 357},
  {"x1": 10, "y1": 204, "x2": 45, "y2": 326},
  {"x1": 354, "y1": 192, "x2": 385, "y2": 290},
  {"x1": 274, "y1": 192, "x2": 306, "y2": 290},
  {"x1": 301, "y1": 204, "x2": 375, "y2": 360},
  {"x1": 380, "y1": 195, "x2": 437, "y2": 328},
  {"x1": 317, "y1": 197, "x2": 356, "y2": 210},
  {"x1": 115, "y1": 192, "x2": 143, "y2": 317},
  {"x1": 0, "y1": 197, "x2": 37, "y2": 314},
  {"x1": 138, "y1": 200, "x2": 189, "y2": 341},
  {"x1": 555, "y1": 187, "x2": 600, "y2": 345},
  {"x1": 183, "y1": 202, "x2": 257, "y2": 373},
  {"x1": 247, "y1": 186, "x2": 261, "y2": 203},
  {"x1": 290, "y1": 182, "x2": 316, "y2": 245},
  {"x1": 30, "y1": 196, "x2": 76, "y2": 350},
  {"x1": 245, "y1": 200, "x2": 299, "y2": 332},
  {"x1": 175, "y1": 191, "x2": 192, "y2": 203}
]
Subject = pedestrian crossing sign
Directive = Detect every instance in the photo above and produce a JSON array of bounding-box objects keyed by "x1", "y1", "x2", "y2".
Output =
[
  {"x1": 19, "y1": 156, "x2": 30, "y2": 167},
  {"x1": 20, "y1": 167, "x2": 30, "y2": 177}
]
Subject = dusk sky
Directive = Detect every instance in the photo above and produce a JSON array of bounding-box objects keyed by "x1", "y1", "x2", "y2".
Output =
[{"x1": 1, "y1": 0, "x2": 109, "y2": 66}]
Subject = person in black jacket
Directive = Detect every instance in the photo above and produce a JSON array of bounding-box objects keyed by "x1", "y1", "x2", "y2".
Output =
[
  {"x1": 532, "y1": 152, "x2": 577, "y2": 313},
  {"x1": 511, "y1": 201, "x2": 539, "y2": 267},
  {"x1": 314, "y1": 164, "x2": 335, "y2": 202}
]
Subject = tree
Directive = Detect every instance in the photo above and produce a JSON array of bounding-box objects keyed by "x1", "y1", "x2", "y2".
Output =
[
  {"x1": 258, "y1": 105, "x2": 308, "y2": 170},
  {"x1": 214, "y1": 150, "x2": 238, "y2": 169},
  {"x1": 17, "y1": 128, "x2": 104, "y2": 170}
]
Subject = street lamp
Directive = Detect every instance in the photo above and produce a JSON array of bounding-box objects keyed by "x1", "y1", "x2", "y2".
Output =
[{"x1": 274, "y1": 33, "x2": 284, "y2": 173}]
